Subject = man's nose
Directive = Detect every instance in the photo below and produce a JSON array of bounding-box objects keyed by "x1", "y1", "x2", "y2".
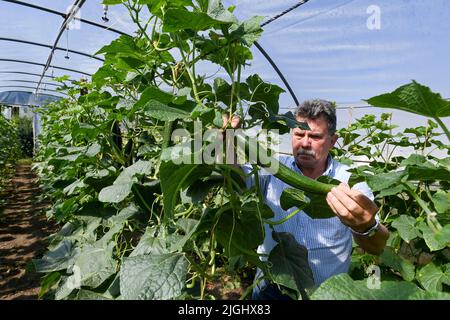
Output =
[{"x1": 301, "y1": 135, "x2": 311, "y2": 147}]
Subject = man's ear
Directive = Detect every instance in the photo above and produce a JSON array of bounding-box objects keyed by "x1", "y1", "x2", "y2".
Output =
[{"x1": 331, "y1": 134, "x2": 338, "y2": 146}]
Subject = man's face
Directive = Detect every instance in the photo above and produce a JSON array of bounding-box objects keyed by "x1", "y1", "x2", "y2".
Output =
[{"x1": 292, "y1": 115, "x2": 338, "y2": 171}]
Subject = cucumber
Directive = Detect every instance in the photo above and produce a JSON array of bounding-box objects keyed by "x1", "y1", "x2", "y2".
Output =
[
  {"x1": 235, "y1": 133, "x2": 334, "y2": 195},
  {"x1": 162, "y1": 120, "x2": 175, "y2": 149},
  {"x1": 273, "y1": 159, "x2": 333, "y2": 194}
]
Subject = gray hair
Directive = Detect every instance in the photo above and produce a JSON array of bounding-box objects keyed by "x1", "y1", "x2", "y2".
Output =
[{"x1": 294, "y1": 99, "x2": 337, "y2": 135}]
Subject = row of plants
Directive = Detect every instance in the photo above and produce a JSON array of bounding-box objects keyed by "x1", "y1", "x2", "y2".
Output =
[
  {"x1": 32, "y1": 0, "x2": 449, "y2": 299},
  {"x1": 0, "y1": 110, "x2": 22, "y2": 214},
  {"x1": 12, "y1": 116, "x2": 34, "y2": 159}
]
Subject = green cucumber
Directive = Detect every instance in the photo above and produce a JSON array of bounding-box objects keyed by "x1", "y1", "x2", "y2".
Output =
[
  {"x1": 236, "y1": 133, "x2": 334, "y2": 195},
  {"x1": 273, "y1": 160, "x2": 334, "y2": 194},
  {"x1": 162, "y1": 120, "x2": 175, "y2": 149}
]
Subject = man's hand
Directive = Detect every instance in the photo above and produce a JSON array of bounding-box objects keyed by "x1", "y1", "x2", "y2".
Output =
[
  {"x1": 221, "y1": 114, "x2": 241, "y2": 165},
  {"x1": 325, "y1": 182, "x2": 378, "y2": 232},
  {"x1": 222, "y1": 114, "x2": 241, "y2": 129},
  {"x1": 326, "y1": 182, "x2": 389, "y2": 255}
]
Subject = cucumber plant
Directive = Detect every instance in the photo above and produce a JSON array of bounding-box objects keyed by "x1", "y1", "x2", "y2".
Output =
[
  {"x1": 0, "y1": 111, "x2": 21, "y2": 213},
  {"x1": 32, "y1": 0, "x2": 449, "y2": 300},
  {"x1": 33, "y1": 0, "x2": 323, "y2": 300}
]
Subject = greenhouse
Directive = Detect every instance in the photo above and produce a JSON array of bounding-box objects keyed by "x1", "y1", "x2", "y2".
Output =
[{"x1": 0, "y1": 0, "x2": 449, "y2": 303}]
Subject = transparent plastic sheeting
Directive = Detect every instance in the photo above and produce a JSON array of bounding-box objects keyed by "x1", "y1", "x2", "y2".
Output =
[
  {"x1": 0, "y1": 90, "x2": 60, "y2": 106},
  {"x1": 0, "y1": 0, "x2": 449, "y2": 134}
]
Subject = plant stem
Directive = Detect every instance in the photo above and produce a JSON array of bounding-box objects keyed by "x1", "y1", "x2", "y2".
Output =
[
  {"x1": 264, "y1": 208, "x2": 302, "y2": 226},
  {"x1": 177, "y1": 37, "x2": 203, "y2": 106},
  {"x1": 434, "y1": 116, "x2": 450, "y2": 142},
  {"x1": 402, "y1": 182, "x2": 442, "y2": 232}
]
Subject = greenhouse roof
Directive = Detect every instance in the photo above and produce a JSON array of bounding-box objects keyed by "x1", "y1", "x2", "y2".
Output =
[
  {"x1": 0, "y1": 90, "x2": 60, "y2": 106},
  {"x1": 1, "y1": 0, "x2": 449, "y2": 129}
]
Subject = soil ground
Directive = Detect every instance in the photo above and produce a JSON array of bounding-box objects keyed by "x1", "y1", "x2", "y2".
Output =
[{"x1": 0, "y1": 164, "x2": 55, "y2": 300}]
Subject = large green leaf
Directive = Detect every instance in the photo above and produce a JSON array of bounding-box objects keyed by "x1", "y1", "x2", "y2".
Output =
[
  {"x1": 92, "y1": 64, "x2": 126, "y2": 87},
  {"x1": 137, "y1": 0, "x2": 192, "y2": 16},
  {"x1": 76, "y1": 290, "x2": 113, "y2": 300},
  {"x1": 120, "y1": 253, "x2": 189, "y2": 300},
  {"x1": 400, "y1": 154, "x2": 431, "y2": 166},
  {"x1": 432, "y1": 190, "x2": 450, "y2": 214},
  {"x1": 134, "y1": 86, "x2": 174, "y2": 109},
  {"x1": 207, "y1": 0, "x2": 237, "y2": 23},
  {"x1": 159, "y1": 161, "x2": 212, "y2": 221},
  {"x1": 241, "y1": 199, "x2": 274, "y2": 220},
  {"x1": 311, "y1": 273, "x2": 450, "y2": 300},
  {"x1": 434, "y1": 224, "x2": 450, "y2": 246},
  {"x1": 365, "y1": 81, "x2": 450, "y2": 118},
  {"x1": 130, "y1": 226, "x2": 171, "y2": 257},
  {"x1": 99, "y1": 160, "x2": 152, "y2": 203},
  {"x1": 377, "y1": 184, "x2": 407, "y2": 198},
  {"x1": 215, "y1": 205, "x2": 265, "y2": 257},
  {"x1": 163, "y1": 8, "x2": 221, "y2": 32},
  {"x1": 84, "y1": 168, "x2": 116, "y2": 192},
  {"x1": 416, "y1": 263, "x2": 450, "y2": 292},
  {"x1": 268, "y1": 232, "x2": 315, "y2": 297},
  {"x1": 408, "y1": 290, "x2": 450, "y2": 299},
  {"x1": 71, "y1": 243, "x2": 117, "y2": 288},
  {"x1": 379, "y1": 247, "x2": 415, "y2": 281},
  {"x1": 365, "y1": 170, "x2": 407, "y2": 192},
  {"x1": 115, "y1": 160, "x2": 152, "y2": 184},
  {"x1": 418, "y1": 222, "x2": 449, "y2": 251},
  {"x1": 54, "y1": 276, "x2": 76, "y2": 300},
  {"x1": 267, "y1": 111, "x2": 310, "y2": 131},
  {"x1": 280, "y1": 188, "x2": 308, "y2": 211},
  {"x1": 63, "y1": 179, "x2": 85, "y2": 196},
  {"x1": 130, "y1": 220, "x2": 198, "y2": 257},
  {"x1": 229, "y1": 16, "x2": 264, "y2": 46},
  {"x1": 106, "y1": 204, "x2": 139, "y2": 226},
  {"x1": 143, "y1": 100, "x2": 193, "y2": 121},
  {"x1": 406, "y1": 165, "x2": 450, "y2": 182},
  {"x1": 391, "y1": 215, "x2": 421, "y2": 243},
  {"x1": 213, "y1": 77, "x2": 235, "y2": 106},
  {"x1": 33, "y1": 240, "x2": 77, "y2": 273},
  {"x1": 96, "y1": 34, "x2": 139, "y2": 56},
  {"x1": 246, "y1": 74, "x2": 284, "y2": 114},
  {"x1": 98, "y1": 183, "x2": 134, "y2": 203},
  {"x1": 133, "y1": 86, "x2": 196, "y2": 120}
]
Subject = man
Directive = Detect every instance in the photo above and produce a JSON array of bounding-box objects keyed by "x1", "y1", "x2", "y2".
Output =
[{"x1": 230, "y1": 99, "x2": 389, "y2": 299}]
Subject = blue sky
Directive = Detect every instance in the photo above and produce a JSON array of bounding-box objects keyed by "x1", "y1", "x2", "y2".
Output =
[
  {"x1": 229, "y1": 1, "x2": 450, "y2": 110},
  {"x1": 1, "y1": 0, "x2": 449, "y2": 152}
]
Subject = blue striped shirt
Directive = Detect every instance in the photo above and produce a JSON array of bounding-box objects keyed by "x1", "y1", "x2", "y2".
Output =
[{"x1": 245, "y1": 155, "x2": 374, "y2": 286}]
